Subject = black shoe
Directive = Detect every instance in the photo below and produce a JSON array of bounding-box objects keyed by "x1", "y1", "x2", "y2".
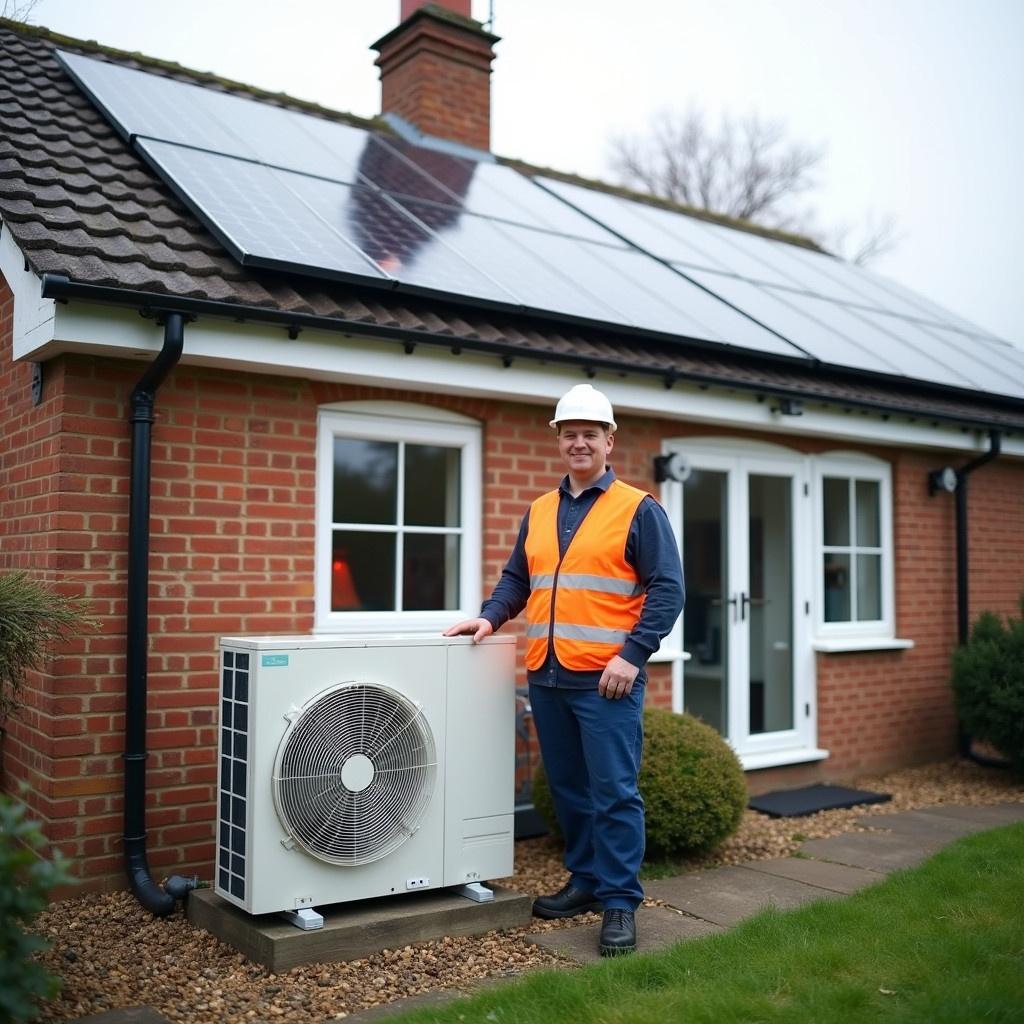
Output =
[
  {"x1": 599, "y1": 908, "x2": 636, "y2": 956},
  {"x1": 532, "y1": 882, "x2": 602, "y2": 919}
]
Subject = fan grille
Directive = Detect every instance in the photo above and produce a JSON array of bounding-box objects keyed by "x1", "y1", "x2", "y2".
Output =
[{"x1": 273, "y1": 682, "x2": 437, "y2": 866}]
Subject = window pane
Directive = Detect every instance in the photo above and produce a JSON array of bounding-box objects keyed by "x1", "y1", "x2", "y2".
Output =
[
  {"x1": 332, "y1": 439, "x2": 397, "y2": 524},
  {"x1": 331, "y1": 531, "x2": 395, "y2": 611},
  {"x1": 748, "y1": 475, "x2": 793, "y2": 735},
  {"x1": 403, "y1": 534, "x2": 460, "y2": 611},
  {"x1": 822, "y1": 477, "x2": 850, "y2": 545},
  {"x1": 823, "y1": 552, "x2": 851, "y2": 622},
  {"x1": 857, "y1": 554, "x2": 882, "y2": 620},
  {"x1": 681, "y1": 469, "x2": 728, "y2": 735},
  {"x1": 855, "y1": 480, "x2": 880, "y2": 547},
  {"x1": 404, "y1": 445, "x2": 461, "y2": 527}
]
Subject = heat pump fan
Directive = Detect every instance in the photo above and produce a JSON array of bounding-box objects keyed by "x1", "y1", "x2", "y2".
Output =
[
  {"x1": 215, "y1": 635, "x2": 515, "y2": 917},
  {"x1": 273, "y1": 682, "x2": 437, "y2": 866}
]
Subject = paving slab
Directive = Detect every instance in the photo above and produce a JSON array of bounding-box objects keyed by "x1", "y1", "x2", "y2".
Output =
[
  {"x1": 526, "y1": 906, "x2": 723, "y2": 964},
  {"x1": 912, "y1": 803, "x2": 1024, "y2": 828},
  {"x1": 738, "y1": 856, "x2": 883, "y2": 894},
  {"x1": 644, "y1": 865, "x2": 841, "y2": 927},
  {"x1": 798, "y1": 831, "x2": 945, "y2": 872},
  {"x1": 856, "y1": 810, "x2": 985, "y2": 841},
  {"x1": 187, "y1": 884, "x2": 532, "y2": 972}
]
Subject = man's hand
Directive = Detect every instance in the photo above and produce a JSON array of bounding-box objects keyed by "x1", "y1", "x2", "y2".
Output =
[
  {"x1": 598, "y1": 654, "x2": 639, "y2": 700},
  {"x1": 442, "y1": 618, "x2": 494, "y2": 643}
]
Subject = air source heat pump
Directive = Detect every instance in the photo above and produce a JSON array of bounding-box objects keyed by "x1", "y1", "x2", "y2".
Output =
[{"x1": 215, "y1": 635, "x2": 516, "y2": 917}]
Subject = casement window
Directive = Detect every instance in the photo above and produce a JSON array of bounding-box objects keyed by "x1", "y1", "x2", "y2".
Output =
[
  {"x1": 813, "y1": 454, "x2": 895, "y2": 639},
  {"x1": 315, "y1": 403, "x2": 481, "y2": 633}
]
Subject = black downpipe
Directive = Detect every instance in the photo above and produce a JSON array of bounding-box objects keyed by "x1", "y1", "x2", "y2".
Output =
[
  {"x1": 953, "y1": 431, "x2": 1002, "y2": 763},
  {"x1": 124, "y1": 312, "x2": 194, "y2": 915}
]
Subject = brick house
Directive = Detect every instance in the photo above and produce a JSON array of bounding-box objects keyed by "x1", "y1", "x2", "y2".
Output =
[{"x1": 1, "y1": 1, "x2": 1022, "y2": 896}]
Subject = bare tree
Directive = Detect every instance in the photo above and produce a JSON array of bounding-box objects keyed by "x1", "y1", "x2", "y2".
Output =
[
  {"x1": 610, "y1": 107, "x2": 898, "y2": 265},
  {"x1": 0, "y1": 0, "x2": 42, "y2": 21}
]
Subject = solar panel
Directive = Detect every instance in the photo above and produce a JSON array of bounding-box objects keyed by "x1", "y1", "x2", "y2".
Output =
[
  {"x1": 61, "y1": 50, "x2": 1023, "y2": 401},
  {"x1": 138, "y1": 140, "x2": 388, "y2": 280}
]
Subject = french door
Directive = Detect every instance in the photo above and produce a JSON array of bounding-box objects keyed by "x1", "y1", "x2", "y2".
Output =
[{"x1": 663, "y1": 442, "x2": 815, "y2": 761}]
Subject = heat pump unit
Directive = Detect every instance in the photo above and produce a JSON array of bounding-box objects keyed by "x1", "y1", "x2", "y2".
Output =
[{"x1": 215, "y1": 634, "x2": 516, "y2": 916}]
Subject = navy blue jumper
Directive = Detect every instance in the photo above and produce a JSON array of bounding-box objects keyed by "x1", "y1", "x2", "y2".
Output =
[{"x1": 480, "y1": 467, "x2": 684, "y2": 909}]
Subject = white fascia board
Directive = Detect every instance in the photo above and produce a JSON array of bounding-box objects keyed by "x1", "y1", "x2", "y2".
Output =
[
  {"x1": 27, "y1": 299, "x2": 1024, "y2": 460},
  {"x1": 0, "y1": 229, "x2": 56, "y2": 357}
]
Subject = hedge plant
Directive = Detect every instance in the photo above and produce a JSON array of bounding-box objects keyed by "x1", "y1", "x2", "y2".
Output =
[
  {"x1": 0, "y1": 792, "x2": 70, "y2": 1023},
  {"x1": 532, "y1": 707, "x2": 747, "y2": 858},
  {"x1": 0, "y1": 571, "x2": 93, "y2": 722},
  {"x1": 951, "y1": 597, "x2": 1024, "y2": 776}
]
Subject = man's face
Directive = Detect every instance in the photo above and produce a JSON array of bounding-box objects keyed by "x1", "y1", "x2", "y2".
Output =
[{"x1": 558, "y1": 420, "x2": 614, "y2": 481}]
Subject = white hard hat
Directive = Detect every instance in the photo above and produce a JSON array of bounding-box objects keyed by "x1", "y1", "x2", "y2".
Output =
[{"x1": 549, "y1": 384, "x2": 617, "y2": 431}]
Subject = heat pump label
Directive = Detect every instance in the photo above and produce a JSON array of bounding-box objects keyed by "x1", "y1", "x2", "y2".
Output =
[{"x1": 261, "y1": 654, "x2": 289, "y2": 667}]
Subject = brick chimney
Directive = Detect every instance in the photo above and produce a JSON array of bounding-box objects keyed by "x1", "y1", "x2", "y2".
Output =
[{"x1": 372, "y1": 2, "x2": 500, "y2": 152}]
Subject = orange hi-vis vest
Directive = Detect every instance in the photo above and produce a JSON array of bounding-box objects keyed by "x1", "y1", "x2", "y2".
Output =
[{"x1": 524, "y1": 479, "x2": 648, "y2": 672}]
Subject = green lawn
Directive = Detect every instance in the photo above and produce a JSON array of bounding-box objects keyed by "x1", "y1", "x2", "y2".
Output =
[{"x1": 400, "y1": 823, "x2": 1024, "y2": 1024}]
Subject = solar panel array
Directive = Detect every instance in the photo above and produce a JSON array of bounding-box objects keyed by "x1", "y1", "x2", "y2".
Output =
[{"x1": 57, "y1": 50, "x2": 1024, "y2": 400}]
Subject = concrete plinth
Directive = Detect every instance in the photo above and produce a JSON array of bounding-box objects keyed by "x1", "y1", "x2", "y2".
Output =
[{"x1": 187, "y1": 884, "x2": 532, "y2": 972}]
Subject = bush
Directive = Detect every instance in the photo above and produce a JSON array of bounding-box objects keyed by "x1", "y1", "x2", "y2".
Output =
[
  {"x1": 0, "y1": 792, "x2": 70, "y2": 1023},
  {"x1": 532, "y1": 707, "x2": 747, "y2": 858},
  {"x1": 951, "y1": 598, "x2": 1024, "y2": 776},
  {"x1": 0, "y1": 571, "x2": 93, "y2": 722}
]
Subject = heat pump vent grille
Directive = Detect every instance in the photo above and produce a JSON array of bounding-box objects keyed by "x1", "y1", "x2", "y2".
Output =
[
  {"x1": 273, "y1": 682, "x2": 437, "y2": 866},
  {"x1": 218, "y1": 650, "x2": 250, "y2": 901}
]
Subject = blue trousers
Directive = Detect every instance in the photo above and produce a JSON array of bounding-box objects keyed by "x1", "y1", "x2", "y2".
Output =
[{"x1": 529, "y1": 682, "x2": 645, "y2": 910}]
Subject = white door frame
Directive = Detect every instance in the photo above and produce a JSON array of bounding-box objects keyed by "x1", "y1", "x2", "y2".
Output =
[{"x1": 661, "y1": 438, "x2": 820, "y2": 766}]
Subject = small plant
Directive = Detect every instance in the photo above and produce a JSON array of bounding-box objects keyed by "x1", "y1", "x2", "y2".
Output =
[
  {"x1": 532, "y1": 707, "x2": 747, "y2": 858},
  {"x1": 0, "y1": 571, "x2": 93, "y2": 722},
  {"x1": 0, "y1": 792, "x2": 71, "y2": 1023},
  {"x1": 951, "y1": 596, "x2": 1024, "y2": 776}
]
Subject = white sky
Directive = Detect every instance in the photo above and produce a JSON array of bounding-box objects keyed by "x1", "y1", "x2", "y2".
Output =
[{"x1": 24, "y1": 0, "x2": 1024, "y2": 348}]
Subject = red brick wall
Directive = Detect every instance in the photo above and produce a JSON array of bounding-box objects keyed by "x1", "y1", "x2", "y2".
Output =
[{"x1": 3, "y1": 296, "x2": 1023, "y2": 886}]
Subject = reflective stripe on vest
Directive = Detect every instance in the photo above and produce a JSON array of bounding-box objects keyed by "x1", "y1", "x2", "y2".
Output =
[{"x1": 523, "y1": 479, "x2": 648, "y2": 672}]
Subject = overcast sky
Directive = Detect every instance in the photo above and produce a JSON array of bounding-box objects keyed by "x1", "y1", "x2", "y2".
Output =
[{"x1": 25, "y1": 0, "x2": 1024, "y2": 348}]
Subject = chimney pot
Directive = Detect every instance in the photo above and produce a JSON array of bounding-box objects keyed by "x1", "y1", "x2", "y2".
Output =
[{"x1": 401, "y1": 0, "x2": 472, "y2": 19}]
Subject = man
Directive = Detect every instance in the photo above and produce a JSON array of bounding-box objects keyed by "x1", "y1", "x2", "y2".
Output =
[{"x1": 445, "y1": 383, "x2": 684, "y2": 956}]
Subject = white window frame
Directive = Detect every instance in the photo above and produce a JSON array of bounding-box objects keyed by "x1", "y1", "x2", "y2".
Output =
[
  {"x1": 315, "y1": 401, "x2": 481, "y2": 634},
  {"x1": 812, "y1": 452, "x2": 895, "y2": 642}
]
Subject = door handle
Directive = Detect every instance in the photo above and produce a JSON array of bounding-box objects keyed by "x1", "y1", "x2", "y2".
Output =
[{"x1": 740, "y1": 592, "x2": 750, "y2": 621}]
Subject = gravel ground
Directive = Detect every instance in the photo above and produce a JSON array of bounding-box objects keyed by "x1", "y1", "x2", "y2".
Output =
[{"x1": 32, "y1": 758, "x2": 1024, "y2": 1023}]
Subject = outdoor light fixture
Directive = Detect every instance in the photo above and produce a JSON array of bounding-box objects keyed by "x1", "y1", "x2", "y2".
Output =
[
  {"x1": 772, "y1": 397, "x2": 804, "y2": 416},
  {"x1": 928, "y1": 466, "x2": 959, "y2": 495},
  {"x1": 653, "y1": 451, "x2": 692, "y2": 483}
]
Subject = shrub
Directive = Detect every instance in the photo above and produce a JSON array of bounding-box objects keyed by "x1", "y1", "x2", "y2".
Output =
[
  {"x1": 532, "y1": 707, "x2": 747, "y2": 858},
  {"x1": 0, "y1": 571, "x2": 93, "y2": 722},
  {"x1": 951, "y1": 598, "x2": 1024, "y2": 777},
  {"x1": 0, "y1": 792, "x2": 70, "y2": 1023}
]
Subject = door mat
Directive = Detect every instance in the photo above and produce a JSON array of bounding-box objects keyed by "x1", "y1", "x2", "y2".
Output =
[{"x1": 749, "y1": 783, "x2": 891, "y2": 818}]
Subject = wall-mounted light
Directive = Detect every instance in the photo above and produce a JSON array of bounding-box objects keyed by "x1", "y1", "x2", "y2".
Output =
[
  {"x1": 928, "y1": 466, "x2": 958, "y2": 495},
  {"x1": 653, "y1": 451, "x2": 691, "y2": 483},
  {"x1": 771, "y1": 397, "x2": 803, "y2": 416}
]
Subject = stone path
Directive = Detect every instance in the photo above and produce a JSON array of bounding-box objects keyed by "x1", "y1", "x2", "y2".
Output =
[{"x1": 524, "y1": 802, "x2": 1024, "y2": 964}]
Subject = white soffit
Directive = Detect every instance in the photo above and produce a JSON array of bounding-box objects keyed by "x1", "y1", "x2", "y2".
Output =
[{"x1": 20, "y1": 300, "x2": 1022, "y2": 459}]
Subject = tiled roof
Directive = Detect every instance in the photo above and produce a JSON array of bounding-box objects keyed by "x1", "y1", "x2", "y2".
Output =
[{"x1": 2, "y1": 19, "x2": 1023, "y2": 431}]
